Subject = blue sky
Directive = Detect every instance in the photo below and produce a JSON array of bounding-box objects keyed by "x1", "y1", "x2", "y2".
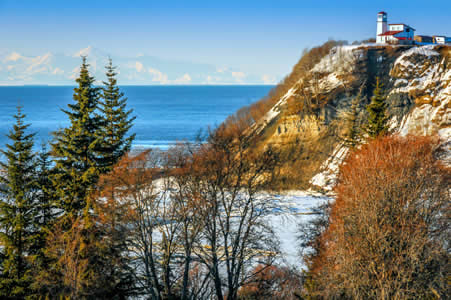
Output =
[{"x1": 1, "y1": 0, "x2": 450, "y2": 85}]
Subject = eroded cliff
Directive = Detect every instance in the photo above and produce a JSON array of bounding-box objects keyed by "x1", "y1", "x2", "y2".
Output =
[{"x1": 248, "y1": 44, "x2": 450, "y2": 191}]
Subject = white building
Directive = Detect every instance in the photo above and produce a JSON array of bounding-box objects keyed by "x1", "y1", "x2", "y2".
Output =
[
  {"x1": 433, "y1": 36, "x2": 451, "y2": 44},
  {"x1": 376, "y1": 12, "x2": 415, "y2": 44}
]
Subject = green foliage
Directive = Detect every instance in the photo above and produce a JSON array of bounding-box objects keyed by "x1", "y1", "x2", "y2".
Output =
[
  {"x1": 35, "y1": 202, "x2": 136, "y2": 299},
  {"x1": 98, "y1": 59, "x2": 136, "y2": 173},
  {"x1": 365, "y1": 77, "x2": 389, "y2": 138},
  {"x1": 29, "y1": 144, "x2": 57, "y2": 297},
  {"x1": 35, "y1": 214, "x2": 98, "y2": 298},
  {"x1": 342, "y1": 94, "x2": 361, "y2": 148},
  {"x1": 34, "y1": 145, "x2": 55, "y2": 231},
  {"x1": 51, "y1": 56, "x2": 103, "y2": 214},
  {"x1": 0, "y1": 106, "x2": 37, "y2": 298},
  {"x1": 0, "y1": 57, "x2": 137, "y2": 298},
  {"x1": 43, "y1": 57, "x2": 137, "y2": 297}
]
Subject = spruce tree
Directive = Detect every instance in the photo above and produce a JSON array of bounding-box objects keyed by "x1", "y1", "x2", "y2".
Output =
[
  {"x1": 342, "y1": 94, "x2": 361, "y2": 148},
  {"x1": 30, "y1": 144, "x2": 56, "y2": 280},
  {"x1": 365, "y1": 77, "x2": 389, "y2": 138},
  {"x1": 35, "y1": 144, "x2": 55, "y2": 230},
  {"x1": 0, "y1": 106, "x2": 37, "y2": 297},
  {"x1": 98, "y1": 59, "x2": 136, "y2": 172},
  {"x1": 51, "y1": 56, "x2": 102, "y2": 214}
]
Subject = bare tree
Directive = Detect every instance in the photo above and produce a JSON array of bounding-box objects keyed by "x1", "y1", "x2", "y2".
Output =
[
  {"x1": 187, "y1": 125, "x2": 280, "y2": 300},
  {"x1": 93, "y1": 125, "x2": 282, "y2": 300},
  {"x1": 166, "y1": 143, "x2": 211, "y2": 300},
  {"x1": 99, "y1": 151, "x2": 169, "y2": 299}
]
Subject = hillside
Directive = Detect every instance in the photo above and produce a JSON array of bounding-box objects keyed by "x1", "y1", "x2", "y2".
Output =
[{"x1": 246, "y1": 44, "x2": 451, "y2": 191}]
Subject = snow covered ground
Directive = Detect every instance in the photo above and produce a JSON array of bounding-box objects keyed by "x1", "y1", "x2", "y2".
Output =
[
  {"x1": 141, "y1": 181, "x2": 332, "y2": 269},
  {"x1": 257, "y1": 191, "x2": 331, "y2": 267}
]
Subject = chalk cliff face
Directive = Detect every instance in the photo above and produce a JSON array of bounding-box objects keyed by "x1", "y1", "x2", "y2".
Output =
[{"x1": 249, "y1": 44, "x2": 450, "y2": 191}]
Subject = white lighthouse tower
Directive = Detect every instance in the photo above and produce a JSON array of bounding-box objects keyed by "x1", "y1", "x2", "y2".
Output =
[{"x1": 377, "y1": 11, "x2": 388, "y2": 43}]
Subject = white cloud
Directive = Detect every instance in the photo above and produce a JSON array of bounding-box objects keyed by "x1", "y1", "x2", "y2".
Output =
[
  {"x1": 69, "y1": 66, "x2": 80, "y2": 80},
  {"x1": 52, "y1": 67, "x2": 64, "y2": 75},
  {"x1": 7, "y1": 73, "x2": 32, "y2": 82},
  {"x1": 135, "y1": 61, "x2": 145, "y2": 72},
  {"x1": 174, "y1": 73, "x2": 192, "y2": 84},
  {"x1": 28, "y1": 66, "x2": 49, "y2": 74},
  {"x1": 262, "y1": 74, "x2": 277, "y2": 84},
  {"x1": 90, "y1": 59, "x2": 97, "y2": 72},
  {"x1": 0, "y1": 46, "x2": 265, "y2": 85},
  {"x1": 148, "y1": 67, "x2": 168, "y2": 84},
  {"x1": 216, "y1": 67, "x2": 228, "y2": 73},
  {"x1": 205, "y1": 75, "x2": 223, "y2": 84},
  {"x1": 231, "y1": 71, "x2": 246, "y2": 83},
  {"x1": 73, "y1": 46, "x2": 92, "y2": 58},
  {"x1": 5, "y1": 52, "x2": 22, "y2": 62},
  {"x1": 26, "y1": 52, "x2": 52, "y2": 73}
]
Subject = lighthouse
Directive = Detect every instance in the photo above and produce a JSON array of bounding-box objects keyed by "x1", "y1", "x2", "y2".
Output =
[{"x1": 377, "y1": 11, "x2": 388, "y2": 43}]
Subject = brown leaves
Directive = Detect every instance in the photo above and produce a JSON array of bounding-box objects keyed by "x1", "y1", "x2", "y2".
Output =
[
  {"x1": 38, "y1": 216, "x2": 101, "y2": 298},
  {"x1": 306, "y1": 135, "x2": 450, "y2": 299},
  {"x1": 238, "y1": 265, "x2": 303, "y2": 300}
]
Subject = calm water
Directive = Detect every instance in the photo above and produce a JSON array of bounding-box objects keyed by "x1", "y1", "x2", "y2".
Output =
[{"x1": 0, "y1": 86, "x2": 273, "y2": 150}]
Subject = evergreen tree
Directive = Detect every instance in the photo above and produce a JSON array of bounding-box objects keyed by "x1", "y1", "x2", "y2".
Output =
[
  {"x1": 35, "y1": 144, "x2": 55, "y2": 230},
  {"x1": 0, "y1": 106, "x2": 37, "y2": 298},
  {"x1": 342, "y1": 94, "x2": 361, "y2": 148},
  {"x1": 365, "y1": 77, "x2": 389, "y2": 138},
  {"x1": 98, "y1": 59, "x2": 136, "y2": 172},
  {"x1": 51, "y1": 56, "x2": 102, "y2": 214},
  {"x1": 30, "y1": 144, "x2": 56, "y2": 290}
]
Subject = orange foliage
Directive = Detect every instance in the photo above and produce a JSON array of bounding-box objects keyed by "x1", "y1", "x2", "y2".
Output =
[
  {"x1": 305, "y1": 135, "x2": 450, "y2": 299},
  {"x1": 238, "y1": 265, "x2": 303, "y2": 300}
]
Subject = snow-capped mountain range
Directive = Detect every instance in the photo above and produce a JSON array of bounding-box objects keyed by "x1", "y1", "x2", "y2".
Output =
[{"x1": 0, "y1": 46, "x2": 278, "y2": 85}]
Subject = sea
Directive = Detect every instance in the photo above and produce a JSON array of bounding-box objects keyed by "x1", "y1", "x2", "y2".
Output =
[{"x1": 0, "y1": 85, "x2": 273, "y2": 151}]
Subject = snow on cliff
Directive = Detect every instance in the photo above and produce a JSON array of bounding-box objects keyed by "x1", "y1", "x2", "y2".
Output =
[
  {"x1": 310, "y1": 144, "x2": 348, "y2": 192},
  {"x1": 312, "y1": 45, "x2": 364, "y2": 74},
  {"x1": 249, "y1": 45, "x2": 366, "y2": 137},
  {"x1": 393, "y1": 46, "x2": 450, "y2": 140},
  {"x1": 309, "y1": 45, "x2": 450, "y2": 192},
  {"x1": 248, "y1": 44, "x2": 449, "y2": 192},
  {"x1": 247, "y1": 86, "x2": 297, "y2": 136}
]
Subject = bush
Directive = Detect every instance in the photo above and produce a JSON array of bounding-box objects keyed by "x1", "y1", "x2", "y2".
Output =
[
  {"x1": 238, "y1": 265, "x2": 303, "y2": 300},
  {"x1": 303, "y1": 135, "x2": 450, "y2": 299}
]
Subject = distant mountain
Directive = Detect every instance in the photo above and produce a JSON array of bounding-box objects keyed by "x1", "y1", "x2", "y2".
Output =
[{"x1": 0, "y1": 46, "x2": 277, "y2": 85}]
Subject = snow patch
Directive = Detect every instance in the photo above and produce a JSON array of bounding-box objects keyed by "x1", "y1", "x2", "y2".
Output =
[
  {"x1": 312, "y1": 46, "x2": 364, "y2": 74},
  {"x1": 310, "y1": 144, "x2": 349, "y2": 192},
  {"x1": 259, "y1": 192, "x2": 330, "y2": 267},
  {"x1": 249, "y1": 86, "x2": 297, "y2": 136},
  {"x1": 394, "y1": 45, "x2": 439, "y2": 66}
]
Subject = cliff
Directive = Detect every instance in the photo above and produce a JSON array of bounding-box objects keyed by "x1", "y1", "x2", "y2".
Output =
[{"x1": 248, "y1": 44, "x2": 450, "y2": 191}]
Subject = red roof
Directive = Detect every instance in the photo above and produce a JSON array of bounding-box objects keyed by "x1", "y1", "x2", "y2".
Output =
[
  {"x1": 378, "y1": 11, "x2": 386, "y2": 14},
  {"x1": 378, "y1": 30, "x2": 403, "y2": 36}
]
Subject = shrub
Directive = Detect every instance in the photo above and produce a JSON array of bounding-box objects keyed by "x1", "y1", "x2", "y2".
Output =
[{"x1": 304, "y1": 135, "x2": 450, "y2": 299}]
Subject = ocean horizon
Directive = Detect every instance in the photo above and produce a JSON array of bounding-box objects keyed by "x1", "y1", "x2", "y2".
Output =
[{"x1": 0, "y1": 85, "x2": 274, "y2": 151}]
